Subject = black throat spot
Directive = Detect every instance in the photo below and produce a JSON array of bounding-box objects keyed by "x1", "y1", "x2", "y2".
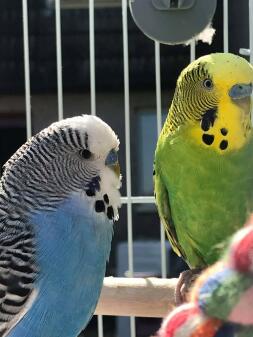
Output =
[
  {"x1": 202, "y1": 133, "x2": 214, "y2": 145},
  {"x1": 200, "y1": 108, "x2": 217, "y2": 132}
]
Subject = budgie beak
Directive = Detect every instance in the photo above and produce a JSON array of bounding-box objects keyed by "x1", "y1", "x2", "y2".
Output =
[
  {"x1": 229, "y1": 83, "x2": 253, "y2": 100},
  {"x1": 111, "y1": 162, "x2": 120, "y2": 177},
  {"x1": 105, "y1": 149, "x2": 120, "y2": 177},
  {"x1": 229, "y1": 83, "x2": 252, "y2": 120}
]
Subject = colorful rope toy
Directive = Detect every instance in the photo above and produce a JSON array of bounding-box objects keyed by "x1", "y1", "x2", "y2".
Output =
[{"x1": 156, "y1": 218, "x2": 253, "y2": 337}]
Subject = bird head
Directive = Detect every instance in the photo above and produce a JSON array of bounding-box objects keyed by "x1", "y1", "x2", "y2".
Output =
[
  {"x1": 1, "y1": 115, "x2": 121, "y2": 220},
  {"x1": 56, "y1": 114, "x2": 121, "y2": 178},
  {"x1": 165, "y1": 53, "x2": 253, "y2": 153}
]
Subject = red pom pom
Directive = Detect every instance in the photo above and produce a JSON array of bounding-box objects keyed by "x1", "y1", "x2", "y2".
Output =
[
  {"x1": 230, "y1": 226, "x2": 253, "y2": 273},
  {"x1": 157, "y1": 303, "x2": 221, "y2": 337}
]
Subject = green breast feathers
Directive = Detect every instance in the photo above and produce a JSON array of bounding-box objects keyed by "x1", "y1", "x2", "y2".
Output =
[{"x1": 154, "y1": 129, "x2": 253, "y2": 267}]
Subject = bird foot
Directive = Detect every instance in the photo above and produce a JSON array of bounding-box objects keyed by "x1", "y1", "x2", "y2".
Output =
[{"x1": 174, "y1": 268, "x2": 203, "y2": 305}]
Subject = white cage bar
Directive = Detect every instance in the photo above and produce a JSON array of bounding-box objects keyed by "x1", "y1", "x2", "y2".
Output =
[
  {"x1": 22, "y1": 0, "x2": 32, "y2": 139},
  {"x1": 223, "y1": 0, "x2": 229, "y2": 52},
  {"x1": 190, "y1": 40, "x2": 196, "y2": 62},
  {"x1": 89, "y1": 0, "x2": 96, "y2": 116},
  {"x1": 55, "y1": 0, "x2": 64, "y2": 120},
  {"x1": 155, "y1": 41, "x2": 167, "y2": 279},
  {"x1": 122, "y1": 0, "x2": 136, "y2": 336},
  {"x1": 88, "y1": 0, "x2": 104, "y2": 335}
]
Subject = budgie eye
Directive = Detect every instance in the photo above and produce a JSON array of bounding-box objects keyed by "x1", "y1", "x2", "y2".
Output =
[
  {"x1": 79, "y1": 149, "x2": 92, "y2": 159},
  {"x1": 203, "y1": 78, "x2": 213, "y2": 90}
]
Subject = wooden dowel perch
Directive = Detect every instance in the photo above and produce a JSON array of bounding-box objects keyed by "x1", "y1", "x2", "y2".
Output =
[{"x1": 95, "y1": 277, "x2": 177, "y2": 318}]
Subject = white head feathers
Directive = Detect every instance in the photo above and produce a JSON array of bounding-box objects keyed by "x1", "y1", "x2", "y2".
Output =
[{"x1": 52, "y1": 115, "x2": 120, "y2": 161}]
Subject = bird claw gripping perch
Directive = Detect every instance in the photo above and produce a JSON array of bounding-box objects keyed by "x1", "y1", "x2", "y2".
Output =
[
  {"x1": 156, "y1": 218, "x2": 253, "y2": 337},
  {"x1": 175, "y1": 268, "x2": 203, "y2": 305}
]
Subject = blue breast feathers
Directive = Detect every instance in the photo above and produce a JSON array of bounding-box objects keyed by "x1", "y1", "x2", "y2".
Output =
[{"x1": 8, "y1": 193, "x2": 113, "y2": 337}]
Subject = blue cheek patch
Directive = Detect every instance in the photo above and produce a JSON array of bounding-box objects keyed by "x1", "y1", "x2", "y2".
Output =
[
  {"x1": 105, "y1": 149, "x2": 118, "y2": 166},
  {"x1": 85, "y1": 175, "x2": 101, "y2": 197}
]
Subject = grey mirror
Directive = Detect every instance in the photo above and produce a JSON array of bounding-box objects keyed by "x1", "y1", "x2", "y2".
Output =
[{"x1": 129, "y1": 0, "x2": 217, "y2": 45}]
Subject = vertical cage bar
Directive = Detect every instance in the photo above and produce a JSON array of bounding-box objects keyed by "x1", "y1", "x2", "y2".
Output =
[
  {"x1": 122, "y1": 0, "x2": 136, "y2": 336},
  {"x1": 249, "y1": 0, "x2": 253, "y2": 64},
  {"x1": 89, "y1": 0, "x2": 101, "y2": 337},
  {"x1": 55, "y1": 0, "x2": 64, "y2": 120},
  {"x1": 89, "y1": 1, "x2": 102, "y2": 335},
  {"x1": 155, "y1": 41, "x2": 167, "y2": 278},
  {"x1": 190, "y1": 40, "x2": 196, "y2": 62},
  {"x1": 97, "y1": 316, "x2": 103, "y2": 337},
  {"x1": 155, "y1": 42, "x2": 162, "y2": 133},
  {"x1": 223, "y1": 0, "x2": 229, "y2": 52},
  {"x1": 22, "y1": 0, "x2": 32, "y2": 139},
  {"x1": 89, "y1": 0, "x2": 96, "y2": 116}
]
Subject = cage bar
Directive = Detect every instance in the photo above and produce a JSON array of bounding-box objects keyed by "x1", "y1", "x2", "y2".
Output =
[
  {"x1": 155, "y1": 41, "x2": 167, "y2": 279},
  {"x1": 89, "y1": 0, "x2": 96, "y2": 116},
  {"x1": 22, "y1": 0, "x2": 32, "y2": 139},
  {"x1": 61, "y1": 0, "x2": 121, "y2": 8},
  {"x1": 190, "y1": 40, "x2": 196, "y2": 62},
  {"x1": 55, "y1": 0, "x2": 64, "y2": 120},
  {"x1": 223, "y1": 0, "x2": 229, "y2": 52},
  {"x1": 122, "y1": 0, "x2": 136, "y2": 336},
  {"x1": 88, "y1": 1, "x2": 103, "y2": 335},
  {"x1": 121, "y1": 196, "x2": 155, "y2": 204}
]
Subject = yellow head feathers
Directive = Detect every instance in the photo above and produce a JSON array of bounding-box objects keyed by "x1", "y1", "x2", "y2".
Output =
[
  {"x1": 191, "y1": 53, "x2": 253, "y2": 86},
  {"x1": 164, "y1": 52, "x2": 253, "y2": 153}
]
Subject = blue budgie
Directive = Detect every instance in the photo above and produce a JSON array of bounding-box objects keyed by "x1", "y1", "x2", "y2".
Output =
[{"x1": 0, "y1": 115, "x2": 121, "y2": 337}]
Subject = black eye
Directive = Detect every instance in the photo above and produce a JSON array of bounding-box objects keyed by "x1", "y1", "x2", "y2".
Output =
[
  {"x1": 203, "y1": 79, "x2": 213, "y2": 90},
  {"x1": 79, "y1": 149, "x2": 92, "y2": 159}
]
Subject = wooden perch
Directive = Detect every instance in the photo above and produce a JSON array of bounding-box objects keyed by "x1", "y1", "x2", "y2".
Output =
[{"x1": 95, "y1": 277, "x2": 177, "y2": 318}]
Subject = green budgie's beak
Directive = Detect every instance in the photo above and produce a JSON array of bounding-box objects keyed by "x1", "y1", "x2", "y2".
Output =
[
  {"x1": 229, "y1": 83, "x2": 253, "y2": 100},
  {"x1": 105, "y1": 149, "x2": 120, "y2": 177}
]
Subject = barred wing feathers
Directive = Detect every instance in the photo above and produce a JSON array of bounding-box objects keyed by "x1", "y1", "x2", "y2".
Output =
[{"x1": 0, "y1": 218, "x2": 37, "y2": 337}]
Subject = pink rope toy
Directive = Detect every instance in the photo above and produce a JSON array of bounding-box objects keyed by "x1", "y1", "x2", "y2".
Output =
[{"x1": 156, "y1": 217, "x2": 253, "y2": 337}]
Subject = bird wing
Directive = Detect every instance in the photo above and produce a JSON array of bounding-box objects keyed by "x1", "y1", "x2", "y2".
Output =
[
  {"x1": 154, "y1": 168, "x2": 186, "y2": 259},
  {"x1": 0, "y1": 220, "x2": 37, "y2": 336}
]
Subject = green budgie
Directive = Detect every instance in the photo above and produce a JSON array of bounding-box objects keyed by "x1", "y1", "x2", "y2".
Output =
[{"x1": 154, "y1": 53, "x2": 253, "y2": 302}]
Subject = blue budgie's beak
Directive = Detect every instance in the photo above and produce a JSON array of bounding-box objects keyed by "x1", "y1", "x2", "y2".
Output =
[{"x1": 105, "y1": 149, "x2": 120, "y2": 177}]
